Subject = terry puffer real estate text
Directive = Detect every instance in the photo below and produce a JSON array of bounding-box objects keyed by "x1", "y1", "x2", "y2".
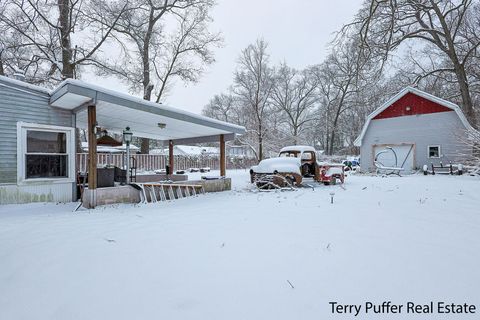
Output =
[{"x1": 329, "y1": 301, "x2": 476, "y2": 317}]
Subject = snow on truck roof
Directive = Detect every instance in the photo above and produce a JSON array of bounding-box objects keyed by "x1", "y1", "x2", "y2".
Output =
[{"x1": 279, "y1": 145, "x2": 316, "y2": 153}]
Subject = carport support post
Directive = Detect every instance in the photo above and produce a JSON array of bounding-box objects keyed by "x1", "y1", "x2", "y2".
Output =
[
  {"x1": 220, "y1": 134, "x2": 226, "y2": 177},
  {"x1": 169, "y1": 140, "x2": 174, "y2": 176},
  {"x1": 87, "y1": 104, "x2": 97, "y2": 208}
]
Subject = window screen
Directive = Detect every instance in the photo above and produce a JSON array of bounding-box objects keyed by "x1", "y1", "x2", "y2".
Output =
[
  {"x1": 428, "y1": 146, "x2": 440, "y2": 158},
  {"x1": 25, "y1": 130, "x2": 68, "y2": 179}
]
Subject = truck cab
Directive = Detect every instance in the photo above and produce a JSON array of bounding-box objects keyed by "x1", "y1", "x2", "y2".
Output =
[{"x1": 278, "y1": 146, "x2": 317, "y2": 177}]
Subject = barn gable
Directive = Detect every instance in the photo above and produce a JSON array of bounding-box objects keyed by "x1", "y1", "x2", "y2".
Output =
[
  {"x1": 354, "y1": 86, "x2": 474, "y2": 146},
  {"x1": 373, "y1": 92, "x2": 452, "y2": 120}
]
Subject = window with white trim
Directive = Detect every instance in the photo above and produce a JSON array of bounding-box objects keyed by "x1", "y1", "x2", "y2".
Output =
[
  {"x1": 18, "y1": 122, "x2": 75, "y2": 182},
  {"x1": 428, "y1": 145, "x2": 441, "y2": 158}
]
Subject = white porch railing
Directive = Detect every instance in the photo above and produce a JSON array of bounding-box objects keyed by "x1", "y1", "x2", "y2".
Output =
[{"x1": 76, "y1": 153, "x2": 257, "y2": 173}]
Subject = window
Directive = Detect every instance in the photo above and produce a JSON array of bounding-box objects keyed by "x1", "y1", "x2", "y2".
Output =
[
  {"x1": 279, "y1": 151, "x2": 300, "y2": 158},
  {"x1": 26, "y1": 131, "x2": 68, "y2": 178},
  {"x1": 428, "y1": 145, "x2": 441, "y2": 158},
  {"x1": 301, "y1": 152, "x2": 313, "y2": 160},
  {"x1": 17, "y1": 122, "x2": 75, "y2": 183}
]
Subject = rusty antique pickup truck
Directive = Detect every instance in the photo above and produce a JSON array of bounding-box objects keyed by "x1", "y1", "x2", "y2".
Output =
[{"x1": 250, "y1": 146, "x2": 345, "y2": 188}]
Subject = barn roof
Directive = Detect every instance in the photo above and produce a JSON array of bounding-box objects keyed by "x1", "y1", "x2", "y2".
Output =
[{"x1": 354, "y1": 86, "x2": 475, "y2": 147}]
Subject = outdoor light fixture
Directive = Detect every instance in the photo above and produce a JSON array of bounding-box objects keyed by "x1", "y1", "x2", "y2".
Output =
[
  {"x1": 123, "y1": 126, "x2": 133, "y2": 184},
  {"x1": 95, "y1": 126, "x2": 102, "y2": 138},
  {"x1": 123, "y1": 126, "x2": 133, "y2": 144},
  {"x1": 406, "y1": 106, "x2": 412, "y2": 111},
  {"x1": 157, "y1": 122, "x2": 167, "y2": 129}
]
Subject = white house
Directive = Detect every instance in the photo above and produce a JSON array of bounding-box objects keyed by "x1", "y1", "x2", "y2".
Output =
[
  {"x1": 354, "y1": 87, "x2": 476, "y2": 173},
  {"x1": 81, "y1": 142, "x2": 140, "y2": 154},
  {"x1": 227, "y1": 145, "x2": 256, "y2": 159},
  {"x1": 150, "y1": 145, "x2": 218, "y2": 156}
]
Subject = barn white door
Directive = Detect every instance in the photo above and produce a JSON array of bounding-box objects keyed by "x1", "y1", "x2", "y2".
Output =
[{"x1": 373, "y1": 144, "x2": 415, "y2": 172}]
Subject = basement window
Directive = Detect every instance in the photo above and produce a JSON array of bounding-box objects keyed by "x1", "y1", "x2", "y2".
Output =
[{"x1": 428, "y1": 145, "x2": 441, "y2": 158}]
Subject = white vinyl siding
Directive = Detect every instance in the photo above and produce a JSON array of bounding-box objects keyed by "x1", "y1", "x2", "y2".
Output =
[
  {"x1": 0, "y1": 81, "x2": 73, "y2": 184},
  {"x1": 360, "y1": 111, "x2": 469, "y2": 172}
]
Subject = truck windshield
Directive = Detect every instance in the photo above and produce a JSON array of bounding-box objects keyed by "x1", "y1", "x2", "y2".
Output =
[{"x1": 279, "y1": 151, "x2": 300, "y2": 158}]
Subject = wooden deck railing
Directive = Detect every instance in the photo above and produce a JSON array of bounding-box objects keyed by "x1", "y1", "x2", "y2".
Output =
[{"x1": 76, "y1": 153, "x2": 257, "y2": 173}]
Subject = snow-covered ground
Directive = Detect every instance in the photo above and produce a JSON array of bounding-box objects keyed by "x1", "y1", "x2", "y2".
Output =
[{"x1": 1, "y1": 170, "x2": 479, "y2": 320}]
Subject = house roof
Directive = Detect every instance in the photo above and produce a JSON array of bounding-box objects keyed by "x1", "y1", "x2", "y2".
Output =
[
  {"x1": 150, "y1": 145, "x2": 219, "y2": 156},
  {"x1": 81, "y1": 141, "x2": 140, "y2": 153},
  {"x1": 1, "y1": 76, "x2": 245, "y2": 144},
  {"x1": 0, "y1": 75, "x2": 51, "y2": 97},
  {"x1": 354, "y1": 86, "x2": 475, "y2": 146},
  {"x1": 49, "y1": 79, "x2": 245, "y2": 144}
]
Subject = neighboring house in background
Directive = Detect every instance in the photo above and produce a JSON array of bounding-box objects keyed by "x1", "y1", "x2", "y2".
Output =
[
  {"x1": 355, "y1": 87, "x2": 476, "y2": 173},
  {"x1": 149, "y1": 144, "x2": 256, "y2": 159},
  {"x1": 150, "y1": 145, "x2": 219, "y2": 157},
  {"x1": 81, "y1": 142, "x2": 140, "y2": 154},
  {"x1": 227, "y1": 145, "x2": 256, "y2": 159}
]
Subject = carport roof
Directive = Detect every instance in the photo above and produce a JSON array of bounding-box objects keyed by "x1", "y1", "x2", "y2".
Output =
[{"x1": 50, "y1": 79, "x2": 245, "y2": 144}]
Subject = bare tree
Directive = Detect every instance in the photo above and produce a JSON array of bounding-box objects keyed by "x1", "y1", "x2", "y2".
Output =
[
  {"x1": 464, "y1": 128, "x2": 480, "y2": 167},
  {"x1": 350, "y1": 0, "x2": 480, "y2": 128},
  {"x1": 233, "y1": 39, "x2": 274, "y2": 160},
  {"x1": 0, "y1": 0, "x2": 128, "y2": 81},
  {"x1": 202, "y1": 92, "x2": 237, "y2": 122},
  {"x1": 94, "y1": 0, "x2": 220, "y2": 153},
  {"x1": 312, "y1": 40, "x2": 366, "y2": 155},
  {"x1": 270, "y1": 63, "x2": 318, "y2": 145},
  {"x1": 153, "y1": 5, "x2": 221, "y2": 102}
]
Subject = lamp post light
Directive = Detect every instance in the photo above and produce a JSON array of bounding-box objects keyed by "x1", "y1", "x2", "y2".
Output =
[
  {"x1": 329, "y1": 191, "x2": 335, "y2": 204},
  {"x1": 123, "y1": 126, "x2": 133, "y2": 184}
]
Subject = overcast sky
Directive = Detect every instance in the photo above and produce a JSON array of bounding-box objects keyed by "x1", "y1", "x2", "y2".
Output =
[{"x1": 85, "y1": 0, "x2": 364, "y2": 114}]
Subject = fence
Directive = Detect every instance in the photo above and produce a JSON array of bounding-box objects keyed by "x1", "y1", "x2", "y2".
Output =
[{"x1": 76, "y1": 153, "x2": 258, "y2": 173}]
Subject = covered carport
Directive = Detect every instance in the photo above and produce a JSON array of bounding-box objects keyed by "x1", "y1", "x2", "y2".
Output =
[{"x1": 50, "y1": 79, "x2": 245, "y2": 208}]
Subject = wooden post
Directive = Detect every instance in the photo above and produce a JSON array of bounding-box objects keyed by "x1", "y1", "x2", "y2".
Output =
[
  {"x1": 88, "y1": 105, "x2": 97, "y2": 190},
  {"x1": 86, "y1": 105, "x2": 97, "y2": 208},
  {"x1": 220, "y1": 134, "x2": 226, "y2": 177},
  {"x1": 168, "y1": 140, "x2": 174, "y2": 174}
]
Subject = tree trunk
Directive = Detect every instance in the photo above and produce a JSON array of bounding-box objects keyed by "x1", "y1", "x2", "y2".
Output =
[
  {"x1": 328, "y1": 130, "x2": 335, "y2": 156},
  {"x1": 454, "y1": 65, "x2": 477, "y2": 128},
  {"x1": 258, "y1": 123, "x2": 263, "y2": 161},
  {"x1": 57, "y1": 0, "x2": 74, "y2": 79},
  {"x1": 328, "y1": 107, "x2": 343, "y2": 155},
  {"x1": 0, "y1": 55, "x2": 4, "y2": 76},
  {"x1": 139, "y1": 15, "x2": 156, "y2": 155}
]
